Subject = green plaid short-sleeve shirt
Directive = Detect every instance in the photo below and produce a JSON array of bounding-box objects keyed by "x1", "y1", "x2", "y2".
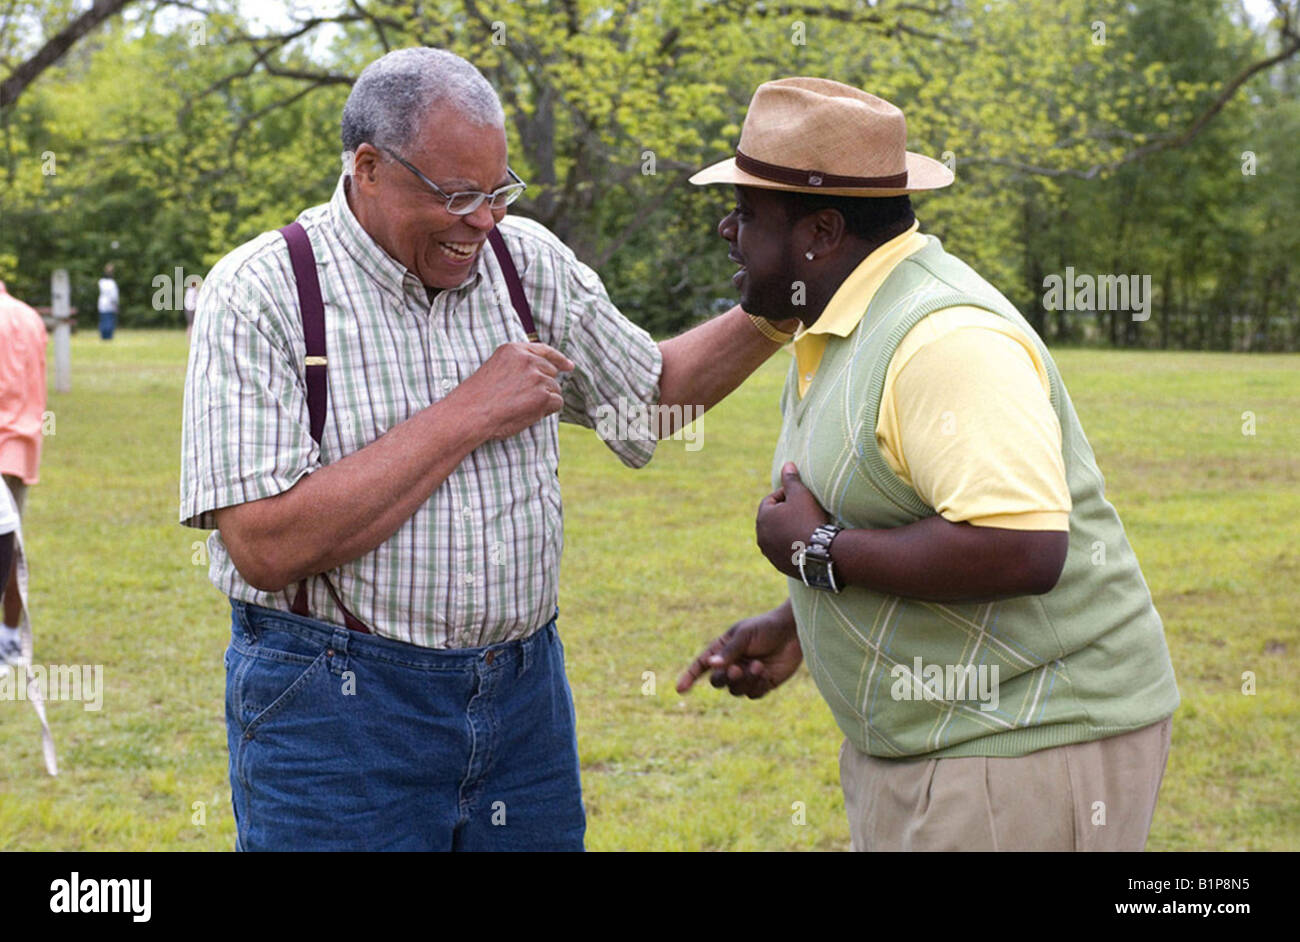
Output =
[{"x1": 181, "y1": 174, "x2": 663, "y2": 648}]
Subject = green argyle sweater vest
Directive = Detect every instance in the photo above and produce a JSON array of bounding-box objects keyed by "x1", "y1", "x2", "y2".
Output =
[{"x1": 773, "y1": 235, "x2": 1180, "y2": 759}]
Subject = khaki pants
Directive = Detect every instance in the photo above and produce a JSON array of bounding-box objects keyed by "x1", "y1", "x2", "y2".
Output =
[{"x1": 839, "y1": 716, "x2": 1172, "y2": 851}]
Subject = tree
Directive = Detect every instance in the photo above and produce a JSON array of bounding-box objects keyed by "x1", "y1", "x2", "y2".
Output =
[{"x1": 3, "y1": 0, "x2": 1298, "y2": 342}]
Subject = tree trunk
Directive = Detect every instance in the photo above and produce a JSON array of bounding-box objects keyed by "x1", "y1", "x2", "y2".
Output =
[{"x1": 0, "y1": 0, "x2": 136, "y2": 108}]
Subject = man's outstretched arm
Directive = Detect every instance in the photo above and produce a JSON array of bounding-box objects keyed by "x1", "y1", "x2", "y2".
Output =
[{"x1": 655, "y1": 306, "x2": 800, "y2": 433}]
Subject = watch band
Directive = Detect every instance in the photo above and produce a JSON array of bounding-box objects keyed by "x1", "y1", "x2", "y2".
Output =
[{"x1": 809, "y1": 523, "x2": 841, "y2": 553}]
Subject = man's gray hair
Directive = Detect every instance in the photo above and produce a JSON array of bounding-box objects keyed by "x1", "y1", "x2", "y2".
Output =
[{"x1": 341, "y1": 47, "x2": 505, "y2": 157}]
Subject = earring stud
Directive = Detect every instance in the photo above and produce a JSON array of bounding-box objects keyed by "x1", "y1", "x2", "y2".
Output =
[{"x1": 805, "y1": 251, "x2": 815, "y2": 260}]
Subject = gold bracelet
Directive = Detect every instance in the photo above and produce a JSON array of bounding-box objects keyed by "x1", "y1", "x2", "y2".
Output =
[{"x1": 748, "y1": 313, "x2": 796, "y2": 344}]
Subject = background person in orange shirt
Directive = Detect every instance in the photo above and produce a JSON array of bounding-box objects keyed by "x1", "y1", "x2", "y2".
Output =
[{"x1": 0, "y1": 279, "x2": 47, "y2": 666}]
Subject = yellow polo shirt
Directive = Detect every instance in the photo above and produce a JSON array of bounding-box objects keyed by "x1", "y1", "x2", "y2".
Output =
[{"x1": 791, "y1": 222, "x2": 1071, "y2": 531}]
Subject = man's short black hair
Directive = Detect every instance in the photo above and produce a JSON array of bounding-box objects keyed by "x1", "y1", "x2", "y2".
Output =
[{"x1": 776, "y1": 191, "x2": 915, "y2": 244}]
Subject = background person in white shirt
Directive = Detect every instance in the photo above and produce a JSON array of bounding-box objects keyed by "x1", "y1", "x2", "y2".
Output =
[{"x1": 97, "y1": 263, "x2": 119, "y2": 340}]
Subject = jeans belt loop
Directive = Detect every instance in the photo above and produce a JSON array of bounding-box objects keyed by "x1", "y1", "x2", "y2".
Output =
[
  {"x1": 234, "y1": 600, "x2": 259, "y2": 645},
  {"x1": 328, "y1": 625, "x2": 351, "y2": 676},
  {"x1": 518, "y1": 631, "x2": 535, "y2": 677}
]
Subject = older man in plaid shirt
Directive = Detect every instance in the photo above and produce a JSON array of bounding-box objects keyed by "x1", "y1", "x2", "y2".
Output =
[{"x1": 180, "y1": 48, "x2": 799, "y2": 851}]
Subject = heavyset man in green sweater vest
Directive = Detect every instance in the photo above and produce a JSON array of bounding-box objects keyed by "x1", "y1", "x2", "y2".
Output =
[{"x1": 678, "y1": 78, "x2": 1179, "y2": 851}]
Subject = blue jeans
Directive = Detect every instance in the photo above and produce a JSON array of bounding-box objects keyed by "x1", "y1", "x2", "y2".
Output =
[
  {"x1": 98, "y1": 309, "x2": 116, "y2": 339},
  {"x1": 225, "y1": 600, "x2": 585, "y2": 851}
]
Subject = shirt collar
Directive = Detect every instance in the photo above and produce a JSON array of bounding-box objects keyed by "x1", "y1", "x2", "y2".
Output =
[
  {"x1": 328, "y1": 173, "x2": 483, "y2": 310},
  {"x1": 799, "y1": 219, "x2": 926, "y2": 339}
]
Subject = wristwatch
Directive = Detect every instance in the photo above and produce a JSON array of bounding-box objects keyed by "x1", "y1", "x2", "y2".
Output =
[{"x1": 799, "y1": 523, "x2": 844, "y2": 593}]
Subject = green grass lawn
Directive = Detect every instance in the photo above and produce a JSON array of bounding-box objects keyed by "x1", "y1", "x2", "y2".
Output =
[{"x1": 0, "y1": 330, "x2": 1295, "y2": 851}]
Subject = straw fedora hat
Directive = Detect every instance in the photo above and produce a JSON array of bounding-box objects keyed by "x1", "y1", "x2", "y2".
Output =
[{"x1": 690, "y1": 77, "x2": 952, "y2": 197}]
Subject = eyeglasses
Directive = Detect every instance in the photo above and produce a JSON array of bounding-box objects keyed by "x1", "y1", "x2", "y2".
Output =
[{"x1": 382, "y1": 147, "x2": 527, "y2": 215}]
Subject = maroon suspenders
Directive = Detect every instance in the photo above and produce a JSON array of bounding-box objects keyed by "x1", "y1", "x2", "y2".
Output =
[
  {"x1": 487, "y1": 226, "x2": 538, "y2": 341},
  {"x1": 278, "y1": 221, "x2": 371, "y2": 633},
  {"x1": 276, "y1": 220, "x2": 537, "y2": 633},
  {"x1": 280, "y1": 223, "x2": 330, "y2": 444}
]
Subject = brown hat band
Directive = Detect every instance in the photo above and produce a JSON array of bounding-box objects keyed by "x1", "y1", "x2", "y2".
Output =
[{"x1": 735, "y1": 149, "x2": 909, "y2": 189}]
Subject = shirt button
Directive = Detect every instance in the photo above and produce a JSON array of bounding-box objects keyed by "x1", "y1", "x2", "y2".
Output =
[
  {"x1": 804, "y1": 373, "x2": 814, "y2": 382},
  {"x1": 440, "y1": 378, "x2": 454, "y2": 393}
]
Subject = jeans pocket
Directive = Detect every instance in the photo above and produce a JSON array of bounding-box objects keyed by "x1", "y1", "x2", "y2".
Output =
[{"x1": 237, "y1": 647, "x2": 329, "y2": 739}]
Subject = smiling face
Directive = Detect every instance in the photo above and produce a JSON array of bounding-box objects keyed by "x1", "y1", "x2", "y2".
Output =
[
  {"x1": 348, "y1": 103, "x2": 510, "y2": 290},
  {"x1": 717, "y1": 185, "x2": 805, "y2": 321}
]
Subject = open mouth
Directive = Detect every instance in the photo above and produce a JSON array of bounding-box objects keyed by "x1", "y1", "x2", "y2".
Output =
[{"x1": 438, "y1": 240, "x2": 481, "y2": 262}]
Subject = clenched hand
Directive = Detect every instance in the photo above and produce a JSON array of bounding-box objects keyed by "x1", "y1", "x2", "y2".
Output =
[{"x1": 454, "y1": 341, "x2": 575, "y2": 441}]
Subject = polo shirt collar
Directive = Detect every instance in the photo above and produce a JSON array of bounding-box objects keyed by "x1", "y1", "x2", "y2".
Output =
[
  {"x1": 800, "y1": 220, "x2": 926, "y2": 339},
  {"x1": 328, "y1": 173, "x2": 483, "y2": 310}
]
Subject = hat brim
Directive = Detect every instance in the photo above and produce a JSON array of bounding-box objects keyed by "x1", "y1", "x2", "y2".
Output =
[{"x1": 688, "y1": 151, "x2": 953, "y2": 196}]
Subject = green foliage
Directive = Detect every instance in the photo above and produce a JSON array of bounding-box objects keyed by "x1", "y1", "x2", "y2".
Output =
[{"x1": 0, "y1": 0, "x2": 1296, "y2": 345}]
